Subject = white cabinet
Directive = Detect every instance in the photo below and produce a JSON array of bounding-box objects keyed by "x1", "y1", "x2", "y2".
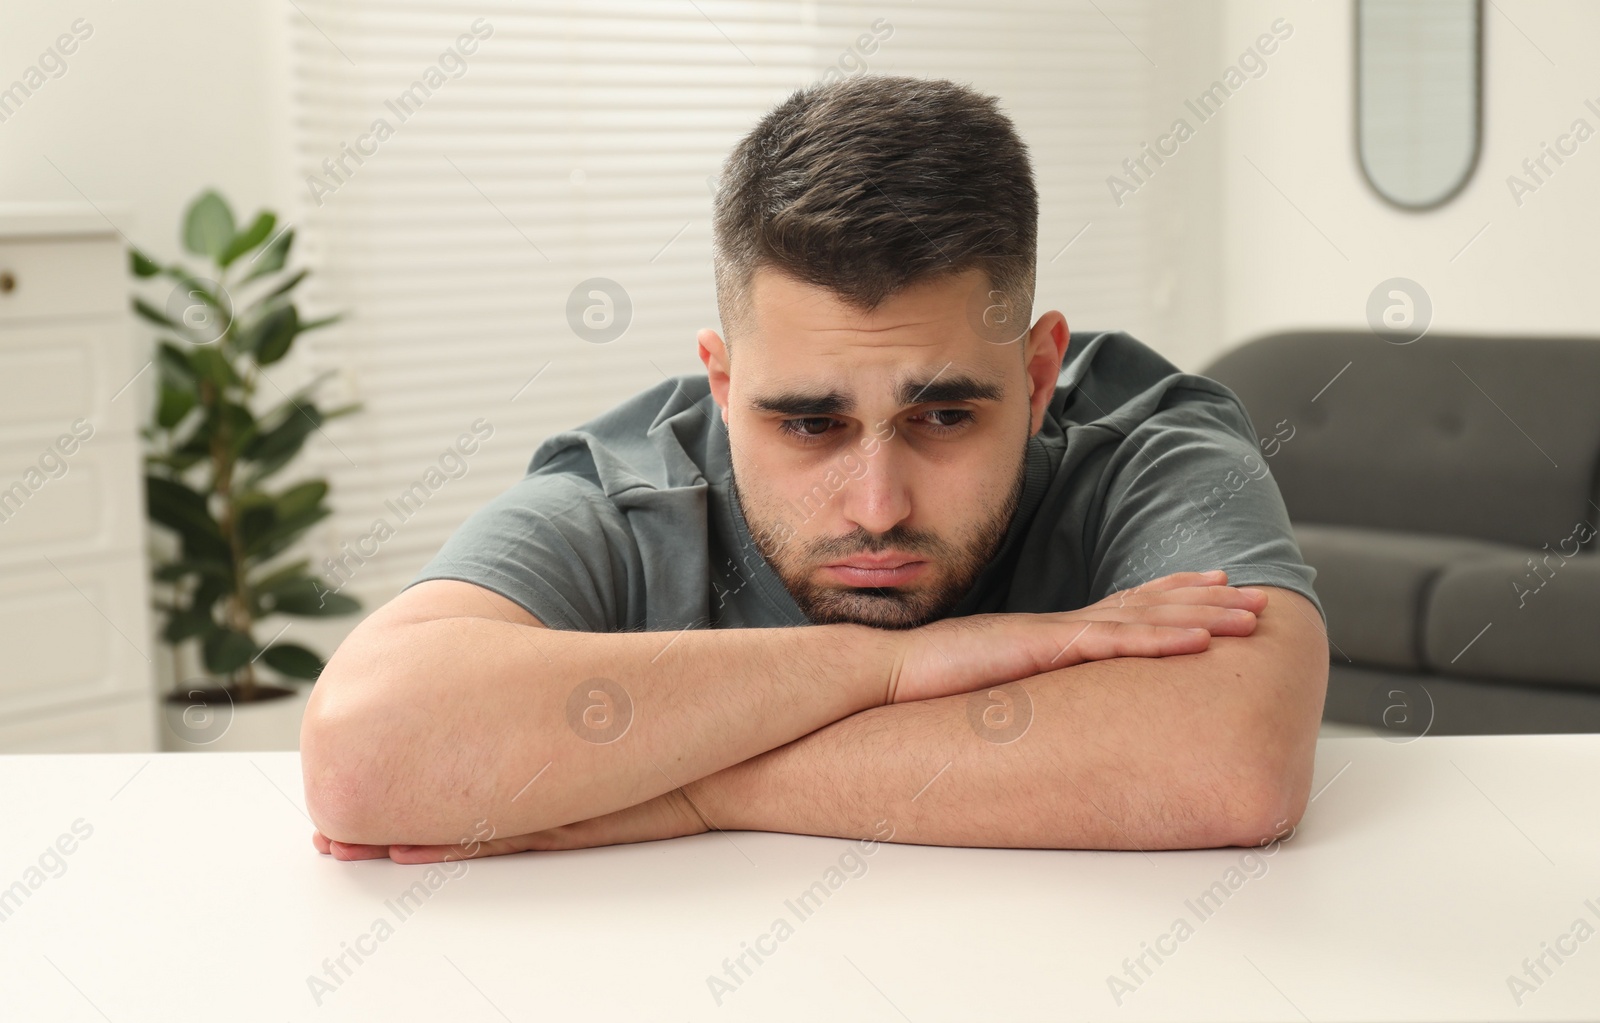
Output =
[{"x1": 0, "y1": 203, "x2": 157, "y2": 752}]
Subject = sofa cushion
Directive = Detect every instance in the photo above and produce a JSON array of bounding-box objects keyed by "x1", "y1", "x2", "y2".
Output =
[
  {"x1": 1293, "y1": 523, "x2": 1529, "y2": 670},
  {"x1": 1423, "y1": 548, "x2": 1600, "y2": 688},
  {"x1": 1204, "y1": 332, "x2": 1600, "y2": 550}
]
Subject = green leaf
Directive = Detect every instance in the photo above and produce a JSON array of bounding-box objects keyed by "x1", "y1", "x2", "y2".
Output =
[
  {"x1": 202, "y1": 628, "x2": 258, "y2": 675},
  {"x1": 261, "y1": 643, "x2": 324, "y2": 680},
  {"x1": 189, "y1": 345, "x2": 243, "y2": 391},
  {"x1": 153, "y1": 430, "x2": 212, "y2": 474},
  {"x1": 153, "y1": 559, "x2": 232, "y2": 584},
  {"x1": 275, "y1": 480, "x2": 327, "y2": 522},
  {"x1": 253, "y1": 268, "x2": 308, "y2": 306},
  {"x1": 264, "y1": 577, "x2": 359, "y2": 617},
  {"x1": 188, "y1": 574, "x2": 231, "y2": 619},
  {"x1": 263, "y1": 370, "x2": 339, "y2": 419},
  {"x1": 167, "y1": 453, "x2": 209, "y2": 474},
  {"x1": 146, "y1": 475, "x2": 231, "y2": 562},
  {"x1": 240, "y1": 449, "x2": 297, "y2": 490},
  {"x1": 182, "y1": 191, "x2": 236, "y2": 262},
  {"x1": 146, "y1": 475, "x2": 215, "y2": 536},
  {"x1": 298, "y1": 313, "x2": 342, "y2": 334},
  {"x1": 240, "y1": 304, "x2": 300, "y2": 366},
  {"x1": 147, "y1": 448, "x2": 208, "y2": 473},
  {"x1": 133, "y1": 297, "x2": 178, "y2": 328},
  {"x1": 217, "y1": 401, "x2": 259, "y2": 459},
  {"x1": 157, "y1": 341, "x2": 197, "y2": 383},
  {"x1": 160, "y1": 274, "x2": 234, "y2": 350},
  {"x1": 248, "y1": 558, "x2": 311, "y2": 596},
  {"x1": 156, "y1": 382, "x2": 197, "y2": 429},
  {"x1": 219, "y1": 212, "x2": 276, "y2": 268},
  {"x1": 130, "y1": 248, "x2": 162, "y2": 277},
  {"x1": 162, "y1": 608, "x2": 218, "y2": 644},
  {"x1": 245, "y1": 504, "x2": 330, "y2": 560},
  {"x1": 244, "y1": 403, "x2": 322, "y2": 468},
  {"x1": 237, "y1": 500, "x2": 278, "y2": 554},
  {"x1": 240, "y1": 227, "x2": 294, "y2": 283},
  {"x1": 164, "y1": 270, "x2": 227, "y2": 309},
  {"x1": 180, "y1": 531, "x2": 232, "y2": 566}
]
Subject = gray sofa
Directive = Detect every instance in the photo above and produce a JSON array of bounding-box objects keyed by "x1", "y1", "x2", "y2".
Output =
[{"x1": 1203, "y1": 330, "x2": 1600, "y2": 736}]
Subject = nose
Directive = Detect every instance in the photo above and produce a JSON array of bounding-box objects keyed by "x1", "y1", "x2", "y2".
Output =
[{"x1": 839, "y1": 438, "x2": 912, "y2": 537}]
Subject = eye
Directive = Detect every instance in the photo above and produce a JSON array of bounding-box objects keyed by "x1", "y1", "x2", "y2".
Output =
[
  {"x1": 916, "y1": 409, "x2": 975, "y2": 433},
  {"x1": 777, "y1": 417, "x2": 838, "y2": 443}
]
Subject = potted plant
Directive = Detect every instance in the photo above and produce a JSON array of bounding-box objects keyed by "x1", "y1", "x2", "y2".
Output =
[{"x1": 131, "y1": 189, "x2": 360, "y2": 750}]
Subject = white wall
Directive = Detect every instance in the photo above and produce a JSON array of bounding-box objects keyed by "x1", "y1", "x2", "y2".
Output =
[
  {"x1": 1, "y1": 0, "x2": 295, "y2": 256},
  {"x1": 1140, "y1": 3, "x2": 1227, "y2": 373},
  {"x1": 1197, "y1": 0, "x2": 1600, "y2": 367}
]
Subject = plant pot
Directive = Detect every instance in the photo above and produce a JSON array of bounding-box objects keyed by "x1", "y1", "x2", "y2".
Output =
[{"x1": 160, "y1": 681, "x2": 313, "y2": 752}]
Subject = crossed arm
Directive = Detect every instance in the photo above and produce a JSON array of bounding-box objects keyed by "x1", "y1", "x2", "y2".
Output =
[
  {"x1": 301, "y1": 572, "x2": 1329, "y2": 863},
  {"x1": 695, "y1": 585, "x2": 1325, "y2": 851}
]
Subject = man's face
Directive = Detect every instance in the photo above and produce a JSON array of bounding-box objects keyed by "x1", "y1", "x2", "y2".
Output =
[{"x1": 700, "y1": 267, "x2": 1069, "y2": 629}]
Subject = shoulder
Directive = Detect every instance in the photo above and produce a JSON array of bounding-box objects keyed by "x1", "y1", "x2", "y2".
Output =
[
  {"x1": 526, "y1": 373, "x2": 720, "y2": 497},
  {"x1": 1047, "y1": 329, "x2": 1260, "y2": 444}
]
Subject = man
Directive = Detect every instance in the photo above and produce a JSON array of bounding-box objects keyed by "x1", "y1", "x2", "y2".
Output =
[{"x1": 302, "y1": 75, "x2": 1328, "y2": 863}]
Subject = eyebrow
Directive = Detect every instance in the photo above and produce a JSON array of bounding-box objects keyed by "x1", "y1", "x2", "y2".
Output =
[{"x1": 748, "y1": 372, "x2": 1006, "y2": 417}]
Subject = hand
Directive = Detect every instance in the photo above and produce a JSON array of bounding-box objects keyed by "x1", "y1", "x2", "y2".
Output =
[
  {"x1": 888, "y1": 569, "x2": 1267, "y2": 704},
  {"x1": 310, "y1": 786, "x2": 713, "y2": 862}
]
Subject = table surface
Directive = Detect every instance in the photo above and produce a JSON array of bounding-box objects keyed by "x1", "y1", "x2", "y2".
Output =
[{"x1": 2, "y1": 735, "x2": 1598, "y2": 1022}]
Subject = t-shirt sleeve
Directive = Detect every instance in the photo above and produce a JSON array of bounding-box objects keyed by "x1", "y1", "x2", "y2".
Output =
[
  {"x1": 1085, "y1": 388, "x2": 1327, "y2": 626},
  {"x1": 405, "y1": 471, "x2": 639, "y2": 632}
]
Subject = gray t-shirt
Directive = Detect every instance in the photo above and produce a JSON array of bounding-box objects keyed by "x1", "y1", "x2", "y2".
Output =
[{"x1": 408, "y1": 329, "x2": 1325, "y2": 632}]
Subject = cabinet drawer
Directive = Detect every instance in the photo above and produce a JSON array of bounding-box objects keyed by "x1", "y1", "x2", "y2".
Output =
[
  {"x1": 0, "y1": 436, "x2": 143, "y2": 563},
  {"x1": 0, "y1": 696, "x2": 156, "y2": 753},
  {"x1": 0, "y1": 319, "x2": 137, "y2": 446},
  {"x1": 0, "y1": 552, "x2": 154, "y2": 720},
  {"x1": 0, "y1": 236, "x2": 126, "y2": 323}
]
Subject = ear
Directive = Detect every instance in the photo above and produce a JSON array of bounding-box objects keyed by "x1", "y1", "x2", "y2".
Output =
[
  {"x1": 1025, "y1": 311, "x2": 1069, "y2": 435},
  {"x1": 697, "y1": 327, "x2": 731, "y2": 424}
]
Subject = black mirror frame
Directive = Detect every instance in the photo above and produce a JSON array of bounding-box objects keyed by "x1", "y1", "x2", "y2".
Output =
[{"x1": 1354, "y1": 0, "x2": 1485, "y2": 212}]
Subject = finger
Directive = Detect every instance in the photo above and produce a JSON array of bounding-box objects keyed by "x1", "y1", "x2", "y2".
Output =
[
  {"x1": 387, "y1": 842, "x2": 466, "y2": 863},
  {"x1": 387, "y1": 844, "x2": 450, "y2": 863},
  {"x1": 1090, "y1": 570, "x2": 1226, "y2": 608},
  {"x1": 312, "y1": 830, "x2": 332, "y2": 854},
  {"x1": 1047, "y1": 620, "x2": 1211, "y2": 666},
  {"x1": 1133, "y1": 569, "x2": 1228, "y2": 592},
  {"x1": 391, "y1": 835, "x2": 540, "y2": 863},
  {"x1": 1099, "y1": 584, "x2": 1265, "y2": 612},
  {"x1": 1110, "y1": 570, "x2": 1229, "y2": 598},
  {"x1": 1070, "y1": 603, "x2": 1259, "y2": 634},
  {"x1": 327, "y1": 839, "x2": 393, "y2": 861}
]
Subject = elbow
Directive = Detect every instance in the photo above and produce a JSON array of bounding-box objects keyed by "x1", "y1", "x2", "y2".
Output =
[
  {"x1": 1206, "y1": 630, "x2": 1326, "y2": 850},
  {"x1": 1204, "y1": 750, "x2": 1311, "y2": 851},
  {"x1": 299, "y1": 658, "x2": 406, "y2": 846},
  {"x1": 1236, "y1": 774, "x2": 1306, "y2": 851},
  {"x1": 301, "y1": 736, "x2": 376, "y2": 846},
  {"x1": 300, "y1": 704, "x2": 378, "y2": 845},
  {"x1": 300, "y1": 626, "x2": 486, "y2": 846}
]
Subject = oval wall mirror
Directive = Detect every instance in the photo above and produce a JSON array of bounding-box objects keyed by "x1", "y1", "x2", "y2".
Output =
[{"x1": 1356, "y1": 0, "x2": 1483, "y2": 210}]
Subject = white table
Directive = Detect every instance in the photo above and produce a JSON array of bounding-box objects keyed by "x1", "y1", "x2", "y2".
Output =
[{"x1": 2, "y1": 736, "x2": 1597, "y2": 1021}]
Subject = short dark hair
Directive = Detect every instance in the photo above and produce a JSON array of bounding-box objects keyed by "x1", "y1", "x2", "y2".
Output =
[{"x1": 712, "y1": 75, "x2": 1038, "y2": 342}]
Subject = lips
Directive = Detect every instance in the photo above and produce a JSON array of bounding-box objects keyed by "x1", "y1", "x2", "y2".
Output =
[
  {"x1": 821, "y1": 554, "x2": 927, "y2": 587},
  {"x1": 826, "y1": 554, "x2": 919, "y2": 570}
]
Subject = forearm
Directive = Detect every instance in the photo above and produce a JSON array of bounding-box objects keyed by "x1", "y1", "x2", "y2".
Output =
[
  {"x1": 692, "y1": 637, "x2": 1322, "y2": 850},
  {"x1": 303, "y1": 612, "x2": 897, "y2": 846}
]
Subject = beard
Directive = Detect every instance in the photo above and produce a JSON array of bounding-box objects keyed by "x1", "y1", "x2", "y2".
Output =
[{"x1": 730, "y1": 447, "x2": 1028, "y2": 630}]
